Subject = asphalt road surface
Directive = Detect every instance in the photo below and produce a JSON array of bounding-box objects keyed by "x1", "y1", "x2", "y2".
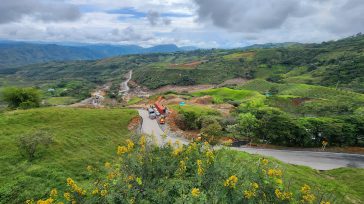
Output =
[{"x1": 137, "y1": 109, "x2": 364, "y2": 170}]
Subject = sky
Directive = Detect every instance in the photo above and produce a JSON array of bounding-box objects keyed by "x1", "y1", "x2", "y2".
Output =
[{"x1": 0, "y1": 0, "x2": 363, "y2": 48}]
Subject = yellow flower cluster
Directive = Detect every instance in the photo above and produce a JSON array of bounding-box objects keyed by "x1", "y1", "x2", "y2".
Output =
[
  {"x1": 64, "y1": 192, "x2": 71, "y2": 201},
  {"x1": 104, "y1": 162, "x2": 111, "y2": 168},
  {"x1": 243, "y1": 182, "x2": 259, "y2": 199},
  {"x1": 205, "y1": 150, "x2": 214, "y2": 164},
  {"x1": 35, "y1": 198, "x2": 54, "y2": 204},
  {"x1": 267, "y1": 168, "x2": 282, "y2": 177},
  {"x1": 178, "y1": 160, "x2": 187, "y2": 174},
  {"x1": 117, "y1": 146, "x2": 128, "y2": 155},
  {"x1": 117, "y1": 140, "x2": 135, "y2": 155},
  {"x1": 261, "y1": 158, "x2": 269, "y2": 165},
  {"x1": 191, "y1": 188, "x2": 200, "y2": 197},
  {"x1": 197, "y1": 160, "x2": 204, "y2": 176},
  {"x1": 139, "y1": 135, "x2": 146, "y2": 147},
  {"x1": 172, "y1": 146, "x2": 183, "y2": 156},
  {"x1": 320, "y1": 201, "x2": 331, "y2": 204},
  {"x1": 92, "y1": 189, "x2": 99, "y2": 195},
  {"x1": 300, "y1": 184, "x2": 316, "y2": 203},
  {"x1": 50, "y1": 188, "x2": 57, "y2": 198},
  {"x1": 127, "y1": 139, "x2": 134, "y2": 150},
  {"x1": 100, "y1": 189, "x2": 108, "y2": 197},
  {"x1": 224, "y1": 175, "x2": 238, "y2": 189},
  {"x1": 67, "y1": 178, "x2": 86, "y2": 196},
  {"x1": 275, "y1": 189, "x2": 293, "y2": 201},
  {"x1": 243, "y1": 190, "x2": 255, "y2": 199},
  {"x1": 186, "y1": 142, "x2": 197, "y2": 154},
  {"x1": 107, "y1": 172, "x2": 117, "y2": 180}
]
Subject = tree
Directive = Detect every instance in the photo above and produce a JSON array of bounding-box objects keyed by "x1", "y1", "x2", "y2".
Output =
[
  {"x1": 230, "y1": 113, "x2": 258, "y2": 143},
  {"x1": 18, "y1": 131, "x2": 53, "y2": 161},
  {"x1": 2, "y1": 87, "x2": 41, "y2": 109}
]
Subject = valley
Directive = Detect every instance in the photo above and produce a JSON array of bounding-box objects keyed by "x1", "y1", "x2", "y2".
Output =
[{"x1": 1, "y1": 34, "x2": 364, "y2": 204}]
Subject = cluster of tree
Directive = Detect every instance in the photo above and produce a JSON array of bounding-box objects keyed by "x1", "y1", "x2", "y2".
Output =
[
  {"x1": 176, "y1": 105, "x2": 364, "y2": 147},
  {"x1": 234, "y1": 107, "x2": 364, "y2": 147},
  {"x1": 1, "y1": 87, "x2": 41, "y2": 109}
]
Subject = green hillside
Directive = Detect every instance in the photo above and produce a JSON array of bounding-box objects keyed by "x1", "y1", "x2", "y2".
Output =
[
  {"x1": 1, "y1": 34, "x2": 363, "y2": 101},
  {"x1": 0, "y1": 107, "x2": 137, "y2": 203}
]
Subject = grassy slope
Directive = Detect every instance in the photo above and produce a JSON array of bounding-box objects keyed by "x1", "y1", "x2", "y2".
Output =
[
  {"x1": 220, "y1": 149, "x2": 364, "y2": 204},
  {"x1": 44, "y1": 97, "x2": 79, "y2": 106},
  {"x1": 192, "y1": 87, "x2": 265, "y2": 103},
  {"x1": 0, "y1": 107, "x2": 137, "y2": 203}
]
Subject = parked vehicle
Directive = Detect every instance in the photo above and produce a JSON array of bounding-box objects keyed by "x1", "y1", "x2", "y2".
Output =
[{"x1": 149, "y1": 113, "x2": 157, "y2": 119}]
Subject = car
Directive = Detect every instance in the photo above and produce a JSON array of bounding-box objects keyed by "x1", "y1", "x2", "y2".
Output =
[
  {"x1": 148, "y1": 108, "x2": 155, "y2": 114},
  {"x1": 149, "y1": 113, "x2": 157, "y2": 119}
]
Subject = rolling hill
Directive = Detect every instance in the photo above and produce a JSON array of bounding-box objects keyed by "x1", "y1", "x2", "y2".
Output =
[{"x1": 0, "y1": 41, "x2": 197, "y2": 69}]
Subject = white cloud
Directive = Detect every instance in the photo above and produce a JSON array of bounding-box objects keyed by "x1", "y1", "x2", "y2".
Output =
[{"x1": 0, "y1": 0, "x2": 363, "y2": 48}]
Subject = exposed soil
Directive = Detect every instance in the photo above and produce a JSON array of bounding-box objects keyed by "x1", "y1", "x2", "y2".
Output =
[
  {"x1": 128, "y1": 116, "x2": 142, "y2": 131},
  {"x1": 217, "y1": 78, "x2": 249, "y2": 87},
  {"x1": 151, "y1": 84, "x2": 215, "y2": 94}
]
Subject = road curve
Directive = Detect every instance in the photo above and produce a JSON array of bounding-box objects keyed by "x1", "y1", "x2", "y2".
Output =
[{"x1": 137, "y1": 109, "x2": 364, "y2": 170}]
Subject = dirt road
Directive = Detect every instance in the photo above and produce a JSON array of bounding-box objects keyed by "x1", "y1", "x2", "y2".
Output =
[{"x1": 138, "y1": 109, "x2": 364, "y2": 170}]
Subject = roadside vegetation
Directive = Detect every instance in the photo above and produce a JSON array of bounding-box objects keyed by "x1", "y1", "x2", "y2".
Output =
[{"x1": 27, "y1": 136, "x2": 364, "y2": 204}]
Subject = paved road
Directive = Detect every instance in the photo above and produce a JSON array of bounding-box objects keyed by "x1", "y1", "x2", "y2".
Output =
[{"x1": 137, "y1": 109, "x2": 364, "y2": 170}]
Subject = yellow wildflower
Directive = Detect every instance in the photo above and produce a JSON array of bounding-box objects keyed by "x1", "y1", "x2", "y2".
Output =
[
  {"x1": 275, "y1": 189, "x2": 283, "y2": 199},
  {"x1": 261, "y1": 158, "x2": 269, "y2": 165},
  {"x1": 107, "y1": 172, "x2": 117, "y2": 180},
  {"x1": 252, "y1": 182, "x2": 259, "y2": 189},
  {"x1": 197, "y1": 160, "x2": 204, "y2": 176},
  {"x1": 172, "y1": 146, "x2": 183, "y2": 156},
  {"x1": 244, "y1": 190, "x2": 255, "y2": 199},
  {"x1": 50, "y1": 188, "x2": 57, "y2": 198},
  {"x1": 126, "y1": 139, "x2": 134, "y2": 151},
  {"x1": 320, "y1": 201, "x2": 330, "y2": 204},
  {"x1": 92, "y1": 189, "x2": 99, "y2": 195},
  {"x1": 100, "y1": 189, "x2": 108, "y2": 196},
  {"x1": 267, "y1": 168, "x2": 282, "y2": 177},
  {"x1": 66, "y1": 178, "x2": 74, "y2": 186},
  {"x1": 64, "y1": 192, "x2": 71, "y2": 201},
  {"x1": 104, "y1": 162, "x2": 111, "y2": 168},
  {"x1": 36, "y1": 198, "x2": 54, "y2": 204},
  {"x1": 178, "y1": 160, "x2": 187, "y2": 174},
  {"x1": 86, "y1": 165, "x2": 93, "y2": 172},
  {"x1": 275, "y1": 178, "x2": 283, "y2": 185},
  {"x1": 224, "y1": 175, "x2": 238, "y2": 189},
  {"x1": 191, "y1": 188, "x2": 200, "y2": 197},
  {"x1": 302, "y1": 193, "x2": 316, "y2": 203},
  {"x1": 205, "y1": 150, "x2": 214, "y2": 164},
  {"x1": 117, "y1": 146, "x2": 128, "y2": 155},
  {"x1": 300, "y1": 184, "x2": 311, "y2": 194},
  {"x1": 26, "y1": 200, "x2": 34, "y2": 204},
  {"x1": 139, "y1": 135, "x2": 146, "y2": 146},
  {"x1": 282, "y1": 192, "x2": 293, "y2": 200}
]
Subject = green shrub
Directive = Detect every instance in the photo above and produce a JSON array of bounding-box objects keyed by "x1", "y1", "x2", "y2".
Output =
[
  {"x1": 18, "y1": 131, "x2": 53, "y2": 161},
  {"x1": 28, "y1": 137, "x2": 332, "y2": 204},
  {"x1": 1, "y1": 87, "x2": 41, "y2": 109}
]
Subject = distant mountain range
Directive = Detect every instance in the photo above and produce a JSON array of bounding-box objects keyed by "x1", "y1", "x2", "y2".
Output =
[{"x1": 0, "y1": 41, "x2": 198, "y2": 69}]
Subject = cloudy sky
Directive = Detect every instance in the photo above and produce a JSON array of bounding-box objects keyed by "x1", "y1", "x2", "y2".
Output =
[{"x1": 0, "y1": 0, "x2": 363, "y2": 48}]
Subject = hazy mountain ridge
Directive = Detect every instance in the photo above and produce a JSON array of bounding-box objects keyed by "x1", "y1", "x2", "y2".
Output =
[{"x1": 0, "y1": 41, "x2": 198, "y2": 69}]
